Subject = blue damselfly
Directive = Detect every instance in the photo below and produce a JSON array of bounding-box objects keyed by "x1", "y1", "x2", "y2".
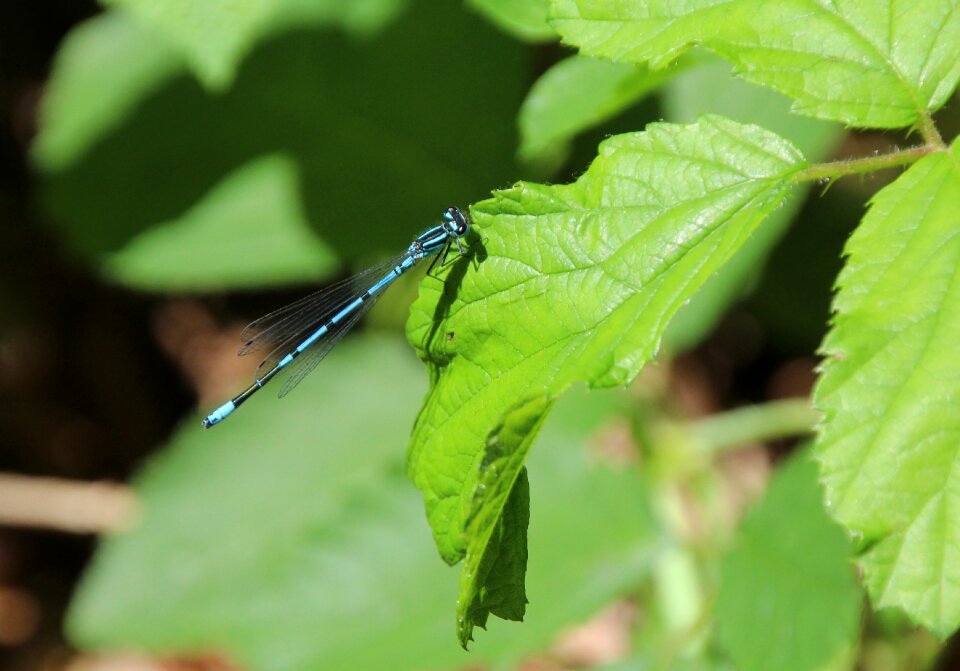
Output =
[{"x1": 202, "y1": 206, "x2": 470, "y2": 428}]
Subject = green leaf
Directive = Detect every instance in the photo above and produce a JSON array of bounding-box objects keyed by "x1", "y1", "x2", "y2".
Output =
[
  {"x1": 518, "y1": 55, "x2": 679, "y2": 163},
  {"x1": 598, "y1": 659, "x2": 733, "y2": 671},
  {"x1": 69, "y1": 336, "x2": 430, "y2": 655},
  {"x1": 480, "y1": 389, "x2": 659, "y2": 662},
  {"x1": 39, "y1": 0, "x2": 528, "y2": 284},
  {"x1": 103, "y1": 154, "x2": 338, "y2": 290},
  {"x1": 716, "y1": 450, "x2": 862, "y2": 671},
  {"x1": 549, "y1": 0, "x2": 960, "y2": 128},
  {"x1": 814, "y1": 140, "x2": 960, "y2": 636},
  {"x1": 69, "y1": 337, "x2": 658, "y2": 668},
  {"x1": 459, "y1": 469, "x2": 530, "y2": 643},
  {"x1": 660, "y1": 58, "x2": 844, "y2": 351},
  {"x1": 101, "y1": 0, "x2": 283, "y2": 90},
  {"x1": 267, "y1": 0, "x2": 407, "y2": 36},
  {"x1": 467, "y1": 0, "x2": 556, "y2": 41},
  {"x1": 407, "y1": 116, "x2": 805, "y2": 569},
  {"x1": 33, "y1": 0, "x2": 406, "y2": 170},
  {"x1": 32, "y1": 11, "x2": 184, "y2": 171},
  {"x1": 458, "y1": 396, "x2": 552, "y2": 646}
]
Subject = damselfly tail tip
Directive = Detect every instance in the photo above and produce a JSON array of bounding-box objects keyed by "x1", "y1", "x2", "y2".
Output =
[{"x1": 201, "y1": 400, "x2": 235, "y2": 429}]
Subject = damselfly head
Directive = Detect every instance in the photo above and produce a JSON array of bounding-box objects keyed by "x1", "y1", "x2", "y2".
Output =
[{"x1": 443, "y1": 206, "x2": 469, "y2": 237}]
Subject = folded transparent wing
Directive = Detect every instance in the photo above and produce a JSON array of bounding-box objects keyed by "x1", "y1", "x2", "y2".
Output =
[
  {"x1": 276, "y1": 293, "x2": 378, "y2": 398},
  {"x1": 237, "y1": 254, "x2": 408, "y2": 383}
]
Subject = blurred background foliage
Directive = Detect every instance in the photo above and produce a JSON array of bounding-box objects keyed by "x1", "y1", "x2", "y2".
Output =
[{"x1": 0, "y1": 1, "x2": 957, "y2": 670}]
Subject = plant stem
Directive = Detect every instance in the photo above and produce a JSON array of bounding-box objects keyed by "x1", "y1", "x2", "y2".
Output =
[
  {"x1": 917, "y1": 111, "x2": 946, "y2": 149},
  {"x1": 685, "y1": 399, "x2": 819, "y2": 455},
  {"x1": 793, "y1": 144, "x2": 940, "y2": 184}
]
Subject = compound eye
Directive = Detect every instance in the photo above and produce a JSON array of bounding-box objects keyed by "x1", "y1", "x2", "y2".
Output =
[{"x1": 445, "y1": 207, "x2": 465, "y2": 233}]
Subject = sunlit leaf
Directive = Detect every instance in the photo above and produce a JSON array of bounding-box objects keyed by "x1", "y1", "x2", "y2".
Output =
[
  {"x1": 549, "y1": 0, "x2": 960, "y2": 128},
  {"x1": 815, "y1": 140, "x2": 960, "y2": 636},
  {"x1": 406, "y1": 116, "x2": 805, "y2": 606},
  {"x1": 661, "y1": 58, "x2": 843, "y2": 351},
  {"x1": 457, "y1": 396, "x2": 549, "y2": 646}
]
